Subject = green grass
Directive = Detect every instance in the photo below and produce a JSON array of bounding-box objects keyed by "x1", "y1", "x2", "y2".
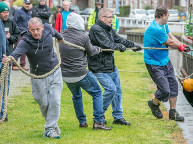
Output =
[{"x1": 0, "y1": 51, "x2": 183, "y2": 144}]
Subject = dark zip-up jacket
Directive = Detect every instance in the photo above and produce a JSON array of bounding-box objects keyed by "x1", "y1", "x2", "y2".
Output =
[
  {"x1": 3, "y1": 18, "x2": 20, "y2": 56},
  {"x1": 88, "y1": 19, "x2": 136, "y2": 73},
  {"x1": 11, "y1": 24, "x2": 63, "y2": 75},
  {"x1": 32, "y1": 4, "x2": 51, "y2": 24},
  {"x1": 14, "y1": 7, "x2": 32, "y2": 33}
]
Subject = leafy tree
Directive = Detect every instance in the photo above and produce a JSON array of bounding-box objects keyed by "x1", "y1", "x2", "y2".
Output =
[
  {"x1": 144, "y1": 5, "x2": 151, "y2": 10},
  {"x1": 13, "y1": 0, "x2": 23, "y2": 7},
  {"x1": 32, "y1": 0, "x2": 39, "y2": 6},
  {"x1": 119, "y1": 6, "x2": 130, "y2": 17}
]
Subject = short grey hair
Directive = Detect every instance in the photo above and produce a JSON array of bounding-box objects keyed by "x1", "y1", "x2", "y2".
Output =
[
  {"x1": 28, "y1": 17, "x2": 43, "y2": 28},
  {"x1": 98, "y1": 8, "x2": 113, "y2": 18}
]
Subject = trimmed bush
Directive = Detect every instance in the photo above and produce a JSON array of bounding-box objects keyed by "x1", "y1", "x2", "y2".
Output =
[
  {"x1": 119, "y1": 5, "x2": 130, "y2": 17},
  {"x1": 13, "y1": 0, "x2": 23, "y2": 7}
]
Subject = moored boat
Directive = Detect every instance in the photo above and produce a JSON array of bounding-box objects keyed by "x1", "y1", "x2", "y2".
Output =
[{"x1": 181, "y1": 4, "x2": 193, "y2": 105}]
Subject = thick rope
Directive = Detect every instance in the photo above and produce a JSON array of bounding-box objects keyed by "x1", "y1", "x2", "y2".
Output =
[
  {"x1": 0, "y1": 57, "x2": 10, "y2": 124},
  {"x1": 63, "y1": 39, "x2": 193, "y2": 80},
  {"x1": 0, "y1": 39, "x2": 192, "y2": 123},
  {"x1": 62, "y1": 39, "x2": 193, "y2": 51},
  {"x1": 176, "y1": 73, "x2": 193, "y2": 81},
  {"x1": 0, "y1": 42, "x2": 61, "y2": 124}
]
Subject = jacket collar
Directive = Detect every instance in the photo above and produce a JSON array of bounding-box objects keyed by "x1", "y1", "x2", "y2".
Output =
[
  {"x1": 96, "y1": 19, "x2": 112, "y2": 31},
  {"x1": 22, "y1": 7, "x2": 29, "y2": 12}
]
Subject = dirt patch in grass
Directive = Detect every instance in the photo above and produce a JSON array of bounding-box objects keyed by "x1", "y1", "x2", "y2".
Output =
[
  {"x1": 171, "y1": 131, "x2": 187, "y2": 144},
  {"x1": 162, "y1": 110, "x2": 169, "y2": 121}
]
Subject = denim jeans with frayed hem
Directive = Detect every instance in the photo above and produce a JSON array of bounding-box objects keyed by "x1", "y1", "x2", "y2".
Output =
[
  {"x1": 66, "y1": 71, "x2": 103, "y2": 124},
  {"x1": 94, "y1": 67, "x2": 124, "y2": 121},
  {"x1": 0, "y1": 65, "x2": 11, "y2": 119}
]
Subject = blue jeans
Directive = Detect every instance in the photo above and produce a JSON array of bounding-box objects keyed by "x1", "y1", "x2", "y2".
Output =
[
  {"x1": 94, "y1": 67, "x2": 124, "y2": 121},
  {"x1": 66, "y1": 71, "x2": 103, "y2": 124},
  {"x1": 0, "y1": 65, "x2": 11, "y2": 119}
]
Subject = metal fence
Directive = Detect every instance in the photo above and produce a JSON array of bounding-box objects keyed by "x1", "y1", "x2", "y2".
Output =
[{"x1": 81, "y1": 15, "x2": 186, "y2": 33}]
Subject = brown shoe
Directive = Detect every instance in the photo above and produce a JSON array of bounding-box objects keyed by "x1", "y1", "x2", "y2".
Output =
[
  {"x1": 21, "y1": 66, "x2": 29, "y2": 71},
  {"x1": 12, "y1": 66, "x2": 19, "y2": 70},
  {"x1": 79, "y1": 123, "x2": 88, "y2": 128},
  {"x1": 93, "y1": 122, "x2": 111, "y2": 130}
]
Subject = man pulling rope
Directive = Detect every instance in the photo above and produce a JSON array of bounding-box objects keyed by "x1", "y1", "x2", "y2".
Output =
[{"x1": 2, "y1": 17, "x2": 64, "y2": 139}]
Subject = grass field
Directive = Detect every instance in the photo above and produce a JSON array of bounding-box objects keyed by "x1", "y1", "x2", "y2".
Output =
[{"x1": 0, "y1": 51, "x2": 185, "y2": 144}]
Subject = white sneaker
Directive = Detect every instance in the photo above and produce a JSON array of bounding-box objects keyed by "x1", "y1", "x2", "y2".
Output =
[{"x1": 43, "y1": 129, "x2": 60, "y2": 138}]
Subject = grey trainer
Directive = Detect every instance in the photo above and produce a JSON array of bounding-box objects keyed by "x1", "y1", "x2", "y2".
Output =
[{"x1": 43, "y1": 129, "x2": 60, "y2": 138}]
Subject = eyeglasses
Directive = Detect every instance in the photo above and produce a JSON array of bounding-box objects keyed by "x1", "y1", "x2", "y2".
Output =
[{"x1": 103, "y1": 16, "x2": 113, "y2": 19}]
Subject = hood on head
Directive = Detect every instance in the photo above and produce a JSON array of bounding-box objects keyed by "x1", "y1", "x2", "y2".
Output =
[{"x1": 66, "y1": 13, "x2": 85, "y2": 31}]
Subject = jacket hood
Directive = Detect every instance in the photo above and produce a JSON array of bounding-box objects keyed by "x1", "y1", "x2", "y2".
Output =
[{"x1": 66, "y1": 13, "x2": 85, "y2": 31}]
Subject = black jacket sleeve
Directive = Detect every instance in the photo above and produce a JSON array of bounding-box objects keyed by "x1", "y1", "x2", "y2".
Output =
[
  {"x1": 113, "y1": 31, "x2": 135, "y2": 48},
  {"x1": 11, "y1": 40, "x2": 29, "y2": 60},
  {"x1": 89, "y1": 27, "x2": 123, "y2": 50},
  {"x1": 8, "y1": 21, "x2": 20, "y2": 44},
  {"x1": 47, "y1": 24, "x2": 63, "y2": 40}
]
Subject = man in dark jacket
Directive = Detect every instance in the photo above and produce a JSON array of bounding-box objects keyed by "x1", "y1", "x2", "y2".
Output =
[
  {"x1": 88, "y1": 8, "x2": 142, "y2": 125},
  {"x1": 32, "y1": 0, "x2": 51, "y2": 24},
  {"x1": 13, "y1": 0, "x2": 32, "y2": 71},
  {"x1": 59, "y1": 13, "x2": 111, "y2": 130},
  {"x1": 14, "y1": 0, "x2": 31, "y2": 33},
  {"x1": 3, "y1": 17, "x2": 64, "y2": 138},
  {"x1": 1, "y1": 6, "x2": 20, "y2": 56}
]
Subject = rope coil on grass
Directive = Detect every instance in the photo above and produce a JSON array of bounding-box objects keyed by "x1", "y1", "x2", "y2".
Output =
[{"x1": 0, "y1": 57, "x2": 9, "y2": 124}]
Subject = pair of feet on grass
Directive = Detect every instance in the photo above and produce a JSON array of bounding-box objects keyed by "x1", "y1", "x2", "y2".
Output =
[
  {"x1": 79, "y1": 118, "x2": 131, "y2": 130},
  {"x1": 148, "y1": 99, "x2": 184, "y2": 121}
]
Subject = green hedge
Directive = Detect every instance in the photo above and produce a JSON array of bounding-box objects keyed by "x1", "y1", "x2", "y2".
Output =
[{"x1": 119, "y1": 6, "x2": 130, "y2": 17}]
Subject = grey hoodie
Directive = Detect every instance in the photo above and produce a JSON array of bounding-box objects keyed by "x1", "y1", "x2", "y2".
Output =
[
  {"x1": 59, "y1": 13, "x2": 101, "y2": 77},
  {"x1": 11, "y1": 23, "x2": 63, "y2": 75}
]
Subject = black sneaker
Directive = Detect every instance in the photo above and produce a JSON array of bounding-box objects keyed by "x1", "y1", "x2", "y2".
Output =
[
  {"x1": 148, "y1": 100, "x2": 163, "y2": 119},
  {"x1": 113, "y1": 118, "x2": 130, "y2": 125},
  {"x1": 169, "y1": 109, "x2": 184, "y2": 122}
]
